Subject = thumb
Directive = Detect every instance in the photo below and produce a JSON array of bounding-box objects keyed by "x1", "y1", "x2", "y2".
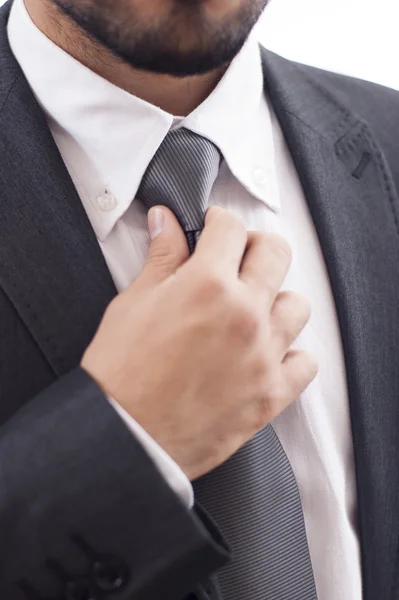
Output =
[{"x1": 139, "y1": 206, "x2": 190, "y2": 286}]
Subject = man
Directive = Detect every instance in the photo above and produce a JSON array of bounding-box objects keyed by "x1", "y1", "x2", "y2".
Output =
[{"x1": 0, "y1": 0, "x2": 398, "y2": 598}]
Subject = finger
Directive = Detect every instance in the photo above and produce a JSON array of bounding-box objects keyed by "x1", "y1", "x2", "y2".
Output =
[
  {"x1": 270, "y1": 291, "x2": 311, "y2": 357},
  {"x1": 193, "y1": 206, "x2": 248, "y2": 276},
  {"x1": 138, "y1": 206, "x2": 189, "y2": 287},
  {"x1": 239, "y1": 232, "x2": 292, "y2": 307},
  {"x1": 281, "y1": 349, "x2": 318, "y2": 400}
]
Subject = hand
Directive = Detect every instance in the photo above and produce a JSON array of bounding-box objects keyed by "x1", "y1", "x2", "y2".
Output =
[{"x1": 81, "y1": 206, "x2": 317, "y2": 481}]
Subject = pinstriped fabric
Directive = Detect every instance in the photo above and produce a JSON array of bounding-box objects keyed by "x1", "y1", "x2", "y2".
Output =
[
  {"x1": 137, "y1": 128, "x2": 221, "y2": 252},
  {"x1": 193, "y1": 426, "x2": 317, "y2": 600},
  {"x1": 137, "y1": 127, "x2": 317, "y2": 599}
]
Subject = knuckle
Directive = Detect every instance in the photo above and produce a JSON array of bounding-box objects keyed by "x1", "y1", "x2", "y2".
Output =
[
  {"x1": 196, "y1": 272, "x2": 227, "y2": 302},
  {"x1": 208, "y1": 206, "x2": 246, "y2": 235},
  {"x1": 268, "y1": 234, "x2": 292, "y2": 263},
  {"x1": 302, "y1": 351, "x2": 319, "y2": 380},
  {"x1": 234, "y1": 215, "x2": 248, "y2": 237},
  {"x1": 274, "y1": 291, "x2": 311, "y2": 330},
  {"x1": 223, "y1": 207, "x2": 245, "y2": 229},
  {"x1": 228, "y1": 301, "x2": 260, "y2": 343},
  {"x1": 249, "y1": 230, "x2": 265, "y2": 243},
  {"x1": 292, "y1": 292, "x2": 311, "y2": 317},
  {"x1": 287, "y1": 351, "x2": 318, "y2": 392},
  {"x1": 224, "y1": 214, "x2": 248, "y2": 247}
]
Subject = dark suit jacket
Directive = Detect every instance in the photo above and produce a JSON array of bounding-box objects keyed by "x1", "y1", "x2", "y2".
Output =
[{"x1": 1, "y1": 0, "x2": 399, "y2": 599}]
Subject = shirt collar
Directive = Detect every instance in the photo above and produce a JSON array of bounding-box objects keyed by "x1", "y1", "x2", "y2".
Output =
[
  {"x1": 180, "y1": 36, "x2": 280, "y2": 213},
  {"x1": 8, "y1": 0, "x2": 280, "y2": 242}
]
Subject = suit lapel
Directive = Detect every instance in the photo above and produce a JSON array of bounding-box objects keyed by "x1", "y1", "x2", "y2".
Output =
[
  {"x1": 261, "y1": 47, "x2": 399, "y2": 600},
  {"x1": 0, "y1": 1, "x2": 117, "y2": 377}
]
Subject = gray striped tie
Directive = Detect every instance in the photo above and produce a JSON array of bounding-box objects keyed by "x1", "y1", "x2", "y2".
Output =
[
  {"x1": 138, "y1": 128, "x2": 221, "y2": 253},
  {"x1": 138, "y1": 127, "x2": 317, "y2": 600}
]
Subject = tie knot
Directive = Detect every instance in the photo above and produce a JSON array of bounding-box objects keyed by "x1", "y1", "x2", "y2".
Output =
[{"x1": 138, "y1": 128, "x2": 221, "y2": 235}]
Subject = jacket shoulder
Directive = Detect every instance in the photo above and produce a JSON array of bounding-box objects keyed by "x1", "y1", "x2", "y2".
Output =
[{"x1": 292, "y1": 61, "x2": 399, "y2": 145}]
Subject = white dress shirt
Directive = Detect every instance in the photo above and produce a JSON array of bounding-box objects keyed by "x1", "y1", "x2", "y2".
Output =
[{"x1": 8, "y1": 1, "x2": 363, "y2": 598}]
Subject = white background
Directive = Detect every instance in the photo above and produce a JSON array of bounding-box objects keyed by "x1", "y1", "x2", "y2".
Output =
[
  {"x1": 1, "y1": 0, "x2": 398, "y2": 90},
  {"x1": 256, "y1": 0, "x2": 399, "y2": 90}
]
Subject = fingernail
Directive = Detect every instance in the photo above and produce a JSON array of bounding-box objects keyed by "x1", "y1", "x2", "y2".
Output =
[{"x1": 148, "y1": 207, "x2": 164, "y2": 239}]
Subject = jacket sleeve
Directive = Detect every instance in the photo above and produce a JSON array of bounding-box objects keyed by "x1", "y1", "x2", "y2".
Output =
[{"x1": 0, "y1": 367, "x2": 230, "y2": 600}]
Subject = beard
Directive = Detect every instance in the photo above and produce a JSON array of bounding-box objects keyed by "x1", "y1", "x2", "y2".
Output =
[{"x1": 51, "y1": 0, "x2": 269, "y2": 77}]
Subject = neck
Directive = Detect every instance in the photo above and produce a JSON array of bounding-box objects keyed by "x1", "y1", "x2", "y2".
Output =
[{"x1": 24, "y1": 0, "x2": 228, "y2": 116}]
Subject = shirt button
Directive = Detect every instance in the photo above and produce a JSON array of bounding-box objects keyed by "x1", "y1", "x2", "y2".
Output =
[
  {"x1": 96, "y1": 192, "x2": 117, "y2": 211},
  {"x1": 252, "y1": 166, "x2": 268, "y2": 187}
]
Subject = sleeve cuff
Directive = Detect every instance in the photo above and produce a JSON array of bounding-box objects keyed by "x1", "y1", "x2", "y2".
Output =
[{"x1": 108, "y1": 396, "x2": 194, "y2": 509}]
